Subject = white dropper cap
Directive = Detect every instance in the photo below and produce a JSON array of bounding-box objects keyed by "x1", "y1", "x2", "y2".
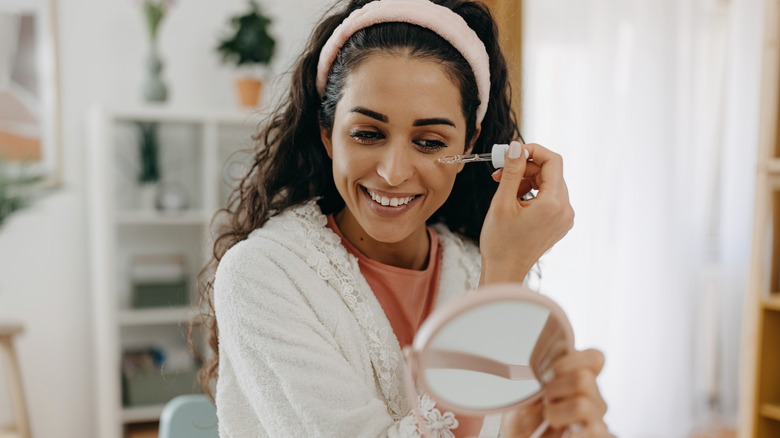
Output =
[{"x1": 491, "y1": 144, "x2": 510, "y2": 168}]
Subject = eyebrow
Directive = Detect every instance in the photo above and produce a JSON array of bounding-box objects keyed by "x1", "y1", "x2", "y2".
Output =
[
  {"x1": 349, "y1": 107, "x2": 456, "y2": 128},
  {"x1": 413, "y1": 118, "x2": 456, "y2": 128},
  {"x1": 350, "y1": 107, "x2": 388, "y2": 122}
]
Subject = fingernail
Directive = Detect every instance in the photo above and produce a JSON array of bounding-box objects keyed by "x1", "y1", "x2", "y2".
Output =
[
  {"x1": 492, "y1": 169, "x2": 500, "y2": 177},
  {"x1": 524, "y1": 148, "x2": 530, "y2": 160},
  {"x1": 508, "y1": 142, "x2": 524, "y2": 159},
  {"x1": 541, "y1": 369, "x2": 555, "y2": 384}
]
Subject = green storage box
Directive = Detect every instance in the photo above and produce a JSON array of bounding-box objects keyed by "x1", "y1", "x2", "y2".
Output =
[
  {"x1": 132, "y1": 281, "x2": 189, "y2": 308},
  {"x1": 122, "y1": 367, "x2": 201, "y2": 407}
]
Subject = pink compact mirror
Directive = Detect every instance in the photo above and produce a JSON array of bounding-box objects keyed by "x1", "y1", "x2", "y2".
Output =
[{"x1": 402, "y1": 283, "x2": 575, "y2": 437}]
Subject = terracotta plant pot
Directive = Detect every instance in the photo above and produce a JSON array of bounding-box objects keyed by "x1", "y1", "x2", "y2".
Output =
[{"x1": 235, "y1": 77, "x2": 263, "y2": 107}]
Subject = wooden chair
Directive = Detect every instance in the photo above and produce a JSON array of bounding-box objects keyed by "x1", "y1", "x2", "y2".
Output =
[{"x1": 0, "y1": 323, "x2": 31, "y2": 438}]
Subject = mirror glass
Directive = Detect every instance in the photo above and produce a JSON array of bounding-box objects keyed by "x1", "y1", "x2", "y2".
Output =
[{"x1": 420, "y1": 300, "x2": 570, "y2": 411}]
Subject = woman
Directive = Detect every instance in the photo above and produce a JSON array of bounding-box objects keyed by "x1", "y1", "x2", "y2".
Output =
[{"x1": 198, "y1": 0, "x2": 611, "y2": 436}]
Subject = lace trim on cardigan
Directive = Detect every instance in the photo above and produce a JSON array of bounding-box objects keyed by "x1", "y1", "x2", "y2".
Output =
[
  {"x1": 396, "y1": 394, "x2": 460, "y2": 438},
  {"x1": 280, "y1": 202, "x2": 477, "y2": 437},
  {"x1": 282, "y1": 201, "x2": 408, "y2": 420}
]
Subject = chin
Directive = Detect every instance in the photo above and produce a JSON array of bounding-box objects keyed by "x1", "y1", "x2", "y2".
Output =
[{"x1": 361, "y1": 220, "x2": 417, "y2": 244}]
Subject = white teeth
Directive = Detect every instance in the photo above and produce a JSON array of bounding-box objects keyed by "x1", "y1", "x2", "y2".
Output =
[{"x1": 365, "y1": 188, "x2": 416, "y2": 207}]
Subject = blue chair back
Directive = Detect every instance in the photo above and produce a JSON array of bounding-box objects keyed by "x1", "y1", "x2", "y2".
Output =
[{"x1": 158, "y1": 394, "x2": 218, "y2": 438}]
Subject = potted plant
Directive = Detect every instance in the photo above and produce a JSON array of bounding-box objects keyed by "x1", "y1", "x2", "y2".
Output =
[
  {"x1": 137, "y1": 122, "x2": 161, "y2": 210},
  {"x1": 217, "y1": 0, "x2": 277, "y2": 108},
  {"x1": 0, "y1": 159, "x2": 47, "y2": 229}
]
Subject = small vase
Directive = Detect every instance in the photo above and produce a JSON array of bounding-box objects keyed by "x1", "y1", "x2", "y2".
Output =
[
  {"x1": 137, "y1": 182, "x2": 159, "y2": 211},
  {"x1": 142, "y1": 44, "x2": 168, "y2": 103}
]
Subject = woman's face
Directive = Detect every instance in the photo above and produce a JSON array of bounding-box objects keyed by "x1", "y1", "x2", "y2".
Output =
[{"x1": 321, "y1": 53, "x2": 476, "y2": 258}]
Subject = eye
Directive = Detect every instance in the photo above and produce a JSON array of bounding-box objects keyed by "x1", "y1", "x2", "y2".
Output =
[
  {"x1": 349, "y1": 129, "x2": 385, "y2": 145},
  {"x1": 414, "y1": 139, "x2": 447, "y2": 152}
]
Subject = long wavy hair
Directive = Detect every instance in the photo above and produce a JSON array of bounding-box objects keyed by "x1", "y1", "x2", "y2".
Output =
[{"x1": 193, "y1": 0, "x2": 521, "y2": 399}]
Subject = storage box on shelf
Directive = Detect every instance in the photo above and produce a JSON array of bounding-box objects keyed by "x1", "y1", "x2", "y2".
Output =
[{"x1": 88, "y1": 105, "x2": 260, "y2": 438}]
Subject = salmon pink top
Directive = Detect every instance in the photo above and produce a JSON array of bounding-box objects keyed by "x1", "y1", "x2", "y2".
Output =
[{"x1": 326, "y1": 215, "x2": 485, "y2": 437}]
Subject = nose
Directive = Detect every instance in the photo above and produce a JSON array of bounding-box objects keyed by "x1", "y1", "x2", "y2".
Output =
[{"x1": 376, "y1": 142, "x2": 415, "y2": 187}]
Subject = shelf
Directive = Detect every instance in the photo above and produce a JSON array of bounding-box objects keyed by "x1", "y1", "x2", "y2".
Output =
[
  {"x1": 764, "y1": 296, "x2": 780, "y2": 311},
  {"x1": 89, "y1": 106, "x2": 242, "y2": 438},
  {"x1": 104, "y1": 105, "x2": 262, "y2": 126},
  {"x1": 122, "y1": 404, "x2": 165, "y2": 424},
  {"x1": 116, "y1": 210, "x2": 207, "y2": 225},
  {"x1": 760, "y1": 402, "x2": 780, "y2": 421},
  {"x1": 119, "y1": 307, "x2": 197, "y2": 327}
]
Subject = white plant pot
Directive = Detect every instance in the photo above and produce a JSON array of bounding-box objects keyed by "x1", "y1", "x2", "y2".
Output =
[{"x1": 137, "y1": 182, "x2": 158, "y2": 211}]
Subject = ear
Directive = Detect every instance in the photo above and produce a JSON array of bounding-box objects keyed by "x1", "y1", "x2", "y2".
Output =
[
  {"x1": 466, "y1": 123, "x2": 481, "y2": 155},
  {"x1": 320, "y1": 126, "x2": 334, "y2": 159}
]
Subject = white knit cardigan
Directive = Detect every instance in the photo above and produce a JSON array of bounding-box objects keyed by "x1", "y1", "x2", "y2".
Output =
[{"x1": 214, "y1": 201, "x2": 501, "y2": 437}]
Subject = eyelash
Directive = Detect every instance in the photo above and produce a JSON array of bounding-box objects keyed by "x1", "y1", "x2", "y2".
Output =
[
  {"x1": 350, "y1": 130, "x2": 384, "y2": 144},
  {"x1": 349, "y1": 130, "x2": 448, "y2": 152}
]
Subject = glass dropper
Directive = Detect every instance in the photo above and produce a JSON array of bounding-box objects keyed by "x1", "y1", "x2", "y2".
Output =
[
  {"x1": 437, "y1": 153, "x2": 494, "y2": 164},
  {"x1": 438, "y1": 144, "x2": 511, "y2": 168}
]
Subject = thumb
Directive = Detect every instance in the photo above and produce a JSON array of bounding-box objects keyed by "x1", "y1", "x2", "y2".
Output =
[{"x1": 494, "y1": 141, "x2": 528, "y2": 202}]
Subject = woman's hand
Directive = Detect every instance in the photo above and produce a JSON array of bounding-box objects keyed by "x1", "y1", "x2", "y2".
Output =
[
  {"x1": 479, "y1": 141, "x2": 574, "y2": 285},
  {"x1": 501, "y1": 349, "x2": 612, "y2": 438}
]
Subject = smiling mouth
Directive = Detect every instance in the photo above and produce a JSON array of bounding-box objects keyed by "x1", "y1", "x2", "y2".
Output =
[{"x1": 361, "y1": 186, "x2": 420, "y2": 207}]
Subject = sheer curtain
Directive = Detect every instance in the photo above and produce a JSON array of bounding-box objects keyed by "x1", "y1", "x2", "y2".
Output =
[{"x1": 522, "y1": 0, "x2": 762, "y2": 436}]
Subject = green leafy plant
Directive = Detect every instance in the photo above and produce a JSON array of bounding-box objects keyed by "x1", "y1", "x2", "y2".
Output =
[
  {"x1": 0, "y1": 159, "x2": 47, "y2": 229},
  {"x1": 216, "y1": 1, "x2": 276, "y2": 67},
  {"x1": 136, "y1": 0, "x2": 176, "y2": 42},
  {"x1": 138, "y1": 122, "x2": 160, "y2": 183}
]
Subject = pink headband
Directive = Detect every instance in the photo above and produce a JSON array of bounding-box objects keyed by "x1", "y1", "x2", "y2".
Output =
[{"x1": 316, "y1": 0, "x2": 491, "y2": 123}]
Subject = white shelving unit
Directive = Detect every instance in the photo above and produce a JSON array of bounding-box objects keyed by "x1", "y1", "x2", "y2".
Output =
[{"x1": 87, "y1": 105, "x2": 260, "y2": 438}]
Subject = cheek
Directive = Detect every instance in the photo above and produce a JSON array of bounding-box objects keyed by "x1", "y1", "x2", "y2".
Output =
[
  {"x1": 331, "y1": 142, "x2": 367, "y2": 182},
  {"x1": 421, "y1": 158, "x2": 460, "y2": 191}
]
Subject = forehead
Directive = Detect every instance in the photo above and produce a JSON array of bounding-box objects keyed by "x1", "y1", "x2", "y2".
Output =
[{"x1": 338, "y1": 53, "x2": 465, "y2": 123}]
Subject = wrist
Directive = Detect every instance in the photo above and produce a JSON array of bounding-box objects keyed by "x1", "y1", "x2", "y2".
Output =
[{"x1": 479, "y1": 258, "x2": 533, "y2": 286}]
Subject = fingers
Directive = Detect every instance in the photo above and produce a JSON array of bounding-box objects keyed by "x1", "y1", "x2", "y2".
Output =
[
  {"x1": 493, "y1": 141, "x2": 529, "y2": 204},
  {"x1": 544, "y1": 368, "x2": 602, "y2": 405},
  {"x1": 518, "y1": 179, "x2": 534, "y2": 199},
  {"x1": 545, "y1": 397, "x2": 603, "y2": 430},
  {"x1": 490, "y1": 143, "x2": 558, "y2": 203},
  {"x1": 492, "y1": 162, "x2": 542, "y2": 182},
  {"x1": 521, "y1": 143, "x2": 568, "y2": 201},
  {"x1": 491, "y1": 156, "x2": 541, "y2": 182},
  {"x1": 502, "y1": 398, "x2": 545, "y2": 433},
  {"x1": 541, "y1": 349, "x2": 609, "y2": 434},
  {"x1": 544, "y1": 369, "x2": 608, "y2": 420},
  {"x1": 491, "y1": 171, "x2": 535, "y2": 199},
  {"x1": 549, "y1": 349, "x2": 605, "y2": 380}
]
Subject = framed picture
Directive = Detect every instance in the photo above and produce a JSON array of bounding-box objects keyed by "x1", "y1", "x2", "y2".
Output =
[{"x1": 0, "y1": 0, "x2": 61, "y2": 183}]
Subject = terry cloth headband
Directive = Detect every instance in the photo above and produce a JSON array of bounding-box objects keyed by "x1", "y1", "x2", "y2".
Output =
[{"x1": 316, "y1": 0, "x2": 491, "y2": 122}]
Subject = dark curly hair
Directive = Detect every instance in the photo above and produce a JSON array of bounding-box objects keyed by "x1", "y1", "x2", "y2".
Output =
[{"x1": 193, "y1": 0, "x2": 522, "y2": 399}]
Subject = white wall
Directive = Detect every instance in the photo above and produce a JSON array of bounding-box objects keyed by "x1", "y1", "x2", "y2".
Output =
[{"x1": 0, "y1": 0, "x2": 328, "y2": 436}]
